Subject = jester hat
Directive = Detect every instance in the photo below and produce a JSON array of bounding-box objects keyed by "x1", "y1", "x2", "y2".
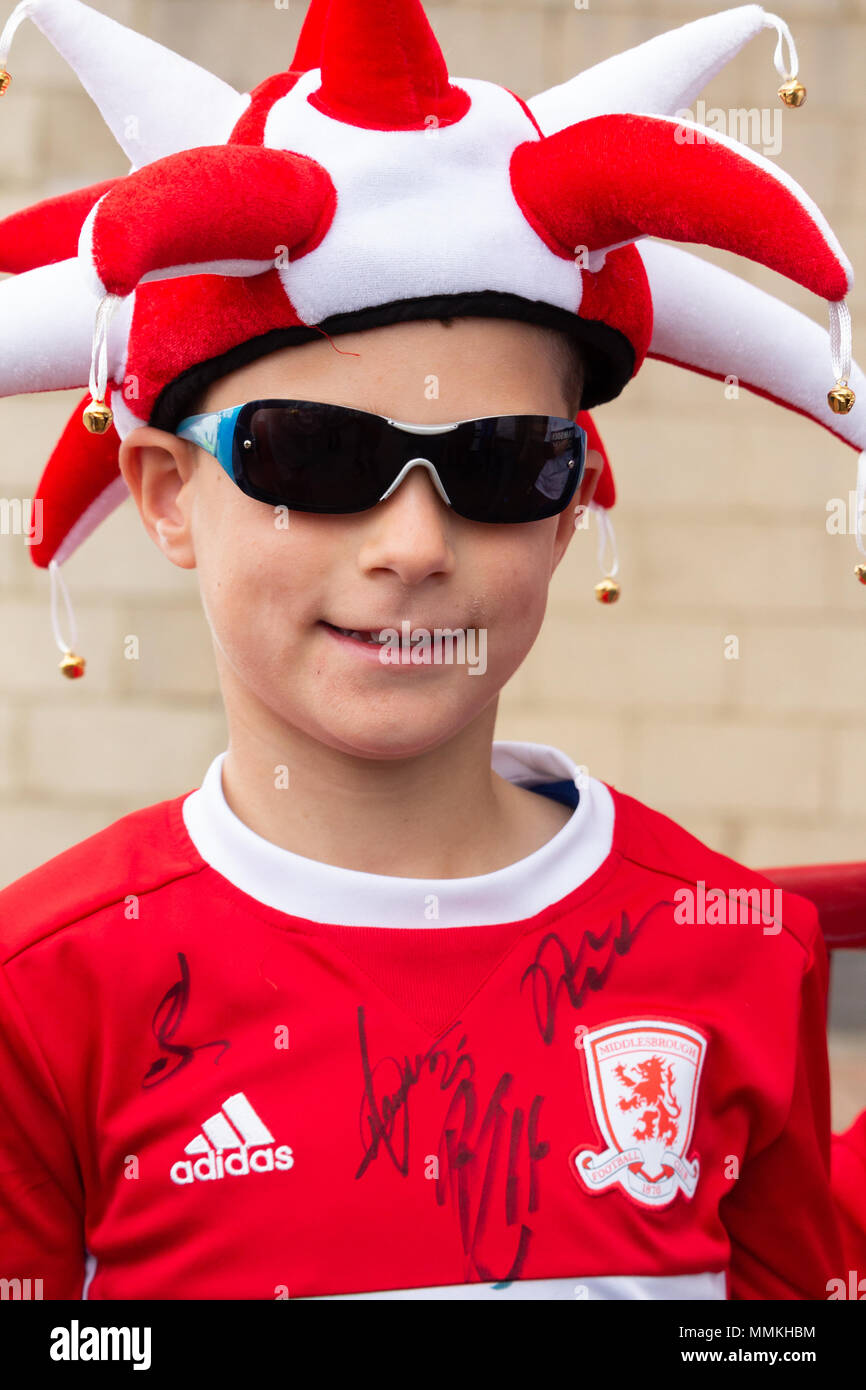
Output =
[{"x1": 0, "y1": 0, "x2": 864, "y2": 670}]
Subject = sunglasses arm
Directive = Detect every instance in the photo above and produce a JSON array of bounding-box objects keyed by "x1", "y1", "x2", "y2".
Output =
[{"x1": 175, "y1": 406, "x2": 242, "y2": 478}]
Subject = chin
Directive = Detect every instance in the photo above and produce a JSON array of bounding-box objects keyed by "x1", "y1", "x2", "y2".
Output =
[{"x1": 301, "y1": 698, "x2": 490, "y2": 762}]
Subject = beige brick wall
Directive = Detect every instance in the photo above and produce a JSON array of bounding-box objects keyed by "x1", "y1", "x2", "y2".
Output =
[{"x1": 0, "y1": 2, "x2": 864, "y2": 1097}]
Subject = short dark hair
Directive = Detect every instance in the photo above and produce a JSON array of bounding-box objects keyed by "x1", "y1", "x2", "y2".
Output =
[{"x1": 559, "y1": 336, "x2": 585, "y2": 419}]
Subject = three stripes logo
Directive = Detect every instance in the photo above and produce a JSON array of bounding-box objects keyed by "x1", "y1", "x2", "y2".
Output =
[{"x1": 170, "y1": 1091, "x2": 294, "y2": 1186}]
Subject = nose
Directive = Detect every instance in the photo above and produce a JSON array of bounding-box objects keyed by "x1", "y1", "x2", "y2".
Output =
[{"x1": 357, "y1": 459, "x2": 457, "y2": 585}]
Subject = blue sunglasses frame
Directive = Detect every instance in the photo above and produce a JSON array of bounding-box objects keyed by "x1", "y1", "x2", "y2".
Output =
[{"x1": 174, "y1": 399, "x2": 587, "y2": 524}]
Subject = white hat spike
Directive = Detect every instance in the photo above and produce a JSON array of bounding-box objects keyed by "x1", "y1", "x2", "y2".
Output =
[
  {"x1": 0, "y1": 0, "x2": 33, "y2": 85},
  {"x1": 636, "y1": 243, "x2": 864, "y2": 446},
  {"x1": 0, "y1": 259, "x2": 111, "y2": 394},
  {"x1": 636, "y1": 239, "x2": 866, "y2": 580},
  {"x1": 0, "y1": 0, "x2": 250, "y2": 163},
  {"x1": 528, "y1": 4, "x2": 807, "y2": 134}
]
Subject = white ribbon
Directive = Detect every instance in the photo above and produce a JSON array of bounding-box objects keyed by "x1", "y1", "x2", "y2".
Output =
[
  {"x1": 48, "y1": 558, "x2": 78, "y2": 656},
  {"x1": 762, "y1": 11, "x2": 799, "y2": 82},
  {"x1": 88, "y1": 293, "x2": 123, "y2": 404},
  {"x1": 829, "y1": 299, "x2": 853, "y2": 385},
  {"x1": 593, "y1": 503, "x2": 619, "y2": 579}
]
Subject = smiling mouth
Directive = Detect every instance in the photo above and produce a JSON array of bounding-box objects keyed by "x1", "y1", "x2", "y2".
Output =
[
  {"x1": 321, "y1": 621, "x2": 393, "y2": 647},
  {"x1": 320, "y1": 620, "x2": 467, "y2": 647}
]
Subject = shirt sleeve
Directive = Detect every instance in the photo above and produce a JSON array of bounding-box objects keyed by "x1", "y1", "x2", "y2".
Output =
[
  {"x1": 0, "y1": 958, "x2": 87, "y2": 1299},
  {"x1": 720, "y1": 925, "x2": 845, "y2": 1300}
]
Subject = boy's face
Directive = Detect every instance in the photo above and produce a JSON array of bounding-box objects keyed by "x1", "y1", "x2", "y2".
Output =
[{"x1": 118, "y1": 317, "x2": 600, "y2": 759}]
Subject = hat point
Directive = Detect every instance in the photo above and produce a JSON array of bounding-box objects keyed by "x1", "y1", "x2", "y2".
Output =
[{"x1": 311, "y1": 0, "x2": 469, "y2": 130}]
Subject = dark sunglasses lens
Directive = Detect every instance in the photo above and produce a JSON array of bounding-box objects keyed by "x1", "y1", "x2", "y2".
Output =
[
  {"x1": 443, "y1": 418, "x2": 583, "y2": 522},
  {"x1": 235, "y1": 402, "x2": 395, "y2": 511},
  {"x1": 232, "y1": 403, "x2": 582, "y2": 523}
]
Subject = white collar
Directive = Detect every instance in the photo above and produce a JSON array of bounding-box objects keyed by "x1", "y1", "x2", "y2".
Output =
[{"x1": 181, "y1": 740, "x2": 614, "y2": 928}]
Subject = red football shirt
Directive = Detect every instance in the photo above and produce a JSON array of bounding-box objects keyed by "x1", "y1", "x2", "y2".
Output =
[
  {"x1": 832, "y1": 1110, "x2": 866, "y2": 1278},
  {"x1": 0, "y1": 742, "x2": 844, "y2": 1299}
]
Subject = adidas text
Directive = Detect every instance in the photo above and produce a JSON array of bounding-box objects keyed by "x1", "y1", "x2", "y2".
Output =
[
  {"x1": 170, "y1": 1144, "x2": 294, "y2": 1185},
  {"x1": 171, "y1": 1091, "x2": 294, "y2": 1185}
]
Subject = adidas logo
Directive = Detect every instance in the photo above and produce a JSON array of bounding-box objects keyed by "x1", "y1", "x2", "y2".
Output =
[{"x1": 170, "y1": 1091, "x2": 294, "y2": 1186}]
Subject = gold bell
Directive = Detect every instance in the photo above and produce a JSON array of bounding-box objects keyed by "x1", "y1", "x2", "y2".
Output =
[
  {"x1": 0, "y1": 69, "x2": 11, "y2": 96},
  {"x1": 594, "y1": 577, "x2": 621, "y2": 604},
  {"x1": 82, "y1": 398, "x2": 113, "y2": 433},
  {"x1": 828, "y1": 382, "x2": 856, "y2": 415},
  {"x1": 855, "y1": 564, "x2": 866, "y2": 586},
  {"x1": 59, "y1": 650, "x2": 86, "y2": 679},
  {"x1": 778, "y1": 78, "x2": 806, "y2": 107}
]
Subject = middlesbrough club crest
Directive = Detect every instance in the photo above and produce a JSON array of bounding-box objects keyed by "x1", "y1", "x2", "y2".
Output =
[{"x1": 571, "y1": 1018, "x2": 708, "y2": 1208}]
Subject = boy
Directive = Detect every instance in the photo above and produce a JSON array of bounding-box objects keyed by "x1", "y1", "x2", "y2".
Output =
[{"x1": 0, "y1": 0, "x2": 862, "y2": 1300}]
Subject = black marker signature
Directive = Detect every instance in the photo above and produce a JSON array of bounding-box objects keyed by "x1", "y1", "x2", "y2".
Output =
[
  {"x1": 356, "y1": 1006, "x2": 549, "y2": 1281},
  {"x1": 437, "y1": 1076, "x2": 548, "y2": 1283},
  {"x1": 356, "y1": 1009, "x2": 473, "y2": 1177},
  {"x1": 142, "y1": 951, "x2": 231, "y2": 1089},
  {"x1": 520, "y1": 901, "x2": 677, "y2": 1044}
]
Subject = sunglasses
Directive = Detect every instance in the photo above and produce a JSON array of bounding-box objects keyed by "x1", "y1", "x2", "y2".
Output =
[{"x1": 174, "y1": 399, "x2": 587, "y2": 525}]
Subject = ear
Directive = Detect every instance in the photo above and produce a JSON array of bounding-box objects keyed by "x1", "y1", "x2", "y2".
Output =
[
  {"x1": 118, "y1": 425, "x2": 198, "y2": 570},
  {"x1": 550, "y1": 446, "x2": 604, "y2": 572}
]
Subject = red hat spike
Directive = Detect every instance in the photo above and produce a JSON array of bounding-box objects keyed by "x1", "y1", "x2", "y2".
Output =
[
  {"x1": 512, "y1": 108, "x2": 856, "y2": 427},
  {"x1": 578, "y1": 410, "x2": 615, "y2": 510},
  {"x1": 0, "y1": 177, "x2": 120, "y2": 273},
  {"x1": 32, "y1": 389, "x2": 123, "y2": 570},
  {"x1": 290, "y1": 0, "x2": 331, "y2": 72},
  {"x1": 84, "y1": 145, "x2": 337, "y2": 300},
  {"x1": 511, "y1": 112, "x2": 851, "y2": 301},
  {"x1": 310, "y1": 0, "x2": 470, "y2": 131}
]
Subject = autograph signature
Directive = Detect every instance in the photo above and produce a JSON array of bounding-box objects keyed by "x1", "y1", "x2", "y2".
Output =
[
  {"x1": 356, "y1": 1006, "x2": 549, "y2": 1281},
  {"x1": 356, "y1": 1009, "x2": 473, "y2": 1178},
  {"x1": 520, "y1": 901, "x2": 677, "y2": 1044},
  {"x1": 437, "y1": 1076, "x2": 548, "y2": 1282},
  {"x1": 142, "y1": 951, "x2": 231, "y2": 1089}
]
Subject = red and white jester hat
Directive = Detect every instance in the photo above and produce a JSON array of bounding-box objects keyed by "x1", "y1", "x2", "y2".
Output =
[{"x1": 0, "y1": 0, "x2": 864, "y2": 675}]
